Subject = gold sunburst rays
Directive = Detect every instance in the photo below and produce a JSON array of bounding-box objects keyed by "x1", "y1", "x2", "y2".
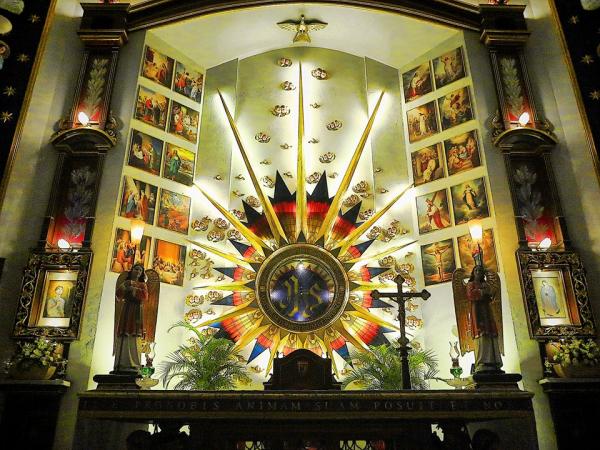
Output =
[
  {"x1": 194, "y1": 184, "x2": 267, "y2": 255},
  {"x1": 314, "y1": 91, "x2": 385, "y2": 243},
  {"x1": 192, "y1": 281, "x2": 255, "y2": 292},
  {"x1": 296, "y1": 62, "x2": 308, "y2": 240},
  {"x1": 187, "y1": 239, "x2": 254, "y2": 269},
  {"x1": 217, "y1": 91, "x2": 287, "y2": 245},
  {"x1": 335, "y1": 183, "x2": 413, "y2": 254},
  {"x1": 196, "y1": 302, "x2": 258, "y2": 328},
  {"x1": 348, "y1": 240, "x2": 417, "y2": 264}
]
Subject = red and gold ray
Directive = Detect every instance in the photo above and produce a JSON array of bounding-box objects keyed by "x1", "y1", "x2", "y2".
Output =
[
  {"x1": 194, "y1": 184, "x2": 267, "y2": 254},
  {"x1": 296, "y1": 63, "x2": 308, "y2": 240},
  {"x1": 315, "y1": 91, "x2": 384, "y2": 242},
  {"x1": 336, "y1": 183, "x2": 413, "y2": 253},
  {"x1": 218, "y1": 91, "x2": 287, "y2": 244}
]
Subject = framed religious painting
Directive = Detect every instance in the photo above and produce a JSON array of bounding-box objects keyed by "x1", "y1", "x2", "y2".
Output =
[
  {"x1": 168, "y1": 101, "x2": 200, "y2": 143},
  {"x1": 402, "y1": 62, "x2": 432, "y2": 103},
  {"x1": 457, "y1": 228, "x2": 499, "y2": 274},
  {"x1": 516, "y1": 250, "x2": 595, "y2": 339},
  {"x1": 141, "y1": 46, "x2": 175, "y2": 88},
  {"x1": 443, "y1": 130, "x2": 481, "y2": 176},
  {"x1": 406, "y1": 101, "x2": 439, "y2": 143},
  {"x1": 438, "y1": 87, "x2": 474, "y2": 130},
  {"x1": 127, "y1": 130, "x2": 163, "y2": 176},
  {"x1": 411, "y1": 143, "x2": 445, "y2": 186},
  {"x1": 173, "y1": 61, "x2": 204, "y2": 103},
  {"x1": 134, "y1": 86, "x2": 169, "y2": 130},
  {"x1": 153, "y1": 239, "x2": 186, "y2": 286},
  {"x1": 110, "y1": 228, "x2": 152, "y2": 273},
  {"x1": 157, "y1": 188, "x2": 191, "y2": 234},
  {"x1": 13, "y1": 251, "x2": 92, "y2": 340},
  {"x1": 432, "y1": 47, "x2": 466, "y2": 89},
  {"x1": 119, "y1": 176, "x2": 158, "y2": 225},
  {"x1": 420, "y1": 239, "x2": 456, "y2": 286},
  {"x1": 450, "y1": 177, "x2": 490, "y2": 225},
  {"x1": 163, "y1": 143, "x2": 196, "y2": 186},
  {"x1": 416, "y1": 188, "x2": 451, "y2": 234}
]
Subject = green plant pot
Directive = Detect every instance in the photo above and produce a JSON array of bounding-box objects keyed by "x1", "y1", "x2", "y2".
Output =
[{"x1": 9, "y1": 364, "x2": 56, "y2": 380}]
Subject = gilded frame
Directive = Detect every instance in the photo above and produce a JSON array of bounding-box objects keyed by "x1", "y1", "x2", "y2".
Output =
[
  {"x1": 13, "y1": 250, "x2": 92, "y2": 340},
  {"x1": 516, "y1": 250, "x2": 595, "y2": 340}
]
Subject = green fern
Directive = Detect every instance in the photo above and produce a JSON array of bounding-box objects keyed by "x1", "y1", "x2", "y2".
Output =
[
  {"x1": 159, "y1": 321, "x2": 250, "y2": 390},
  {"x1": 342, "y1": 344, "x2": 438, "y2": 390}
]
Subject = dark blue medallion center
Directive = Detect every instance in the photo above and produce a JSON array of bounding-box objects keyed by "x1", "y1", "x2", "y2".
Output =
[{"x1": 269, "y1": 262, "x2": 333, "y2": 323}]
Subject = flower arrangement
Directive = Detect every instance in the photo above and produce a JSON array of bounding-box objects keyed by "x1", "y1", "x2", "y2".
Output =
[
  {"x1": 547, "y1": 338, "x2": 600, "y2": 368},
  {"x1": 9, "y1": 337, "x2": 65, "y2": 370}
]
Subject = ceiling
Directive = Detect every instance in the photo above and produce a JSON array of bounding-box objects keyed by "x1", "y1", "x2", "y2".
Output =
[{"x1": 148, "y1": 2, "x2": 467, "y2": 69}]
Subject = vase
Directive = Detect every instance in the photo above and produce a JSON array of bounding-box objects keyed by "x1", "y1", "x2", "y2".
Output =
[
  {"x1": 553, "y1": 363, "x2": 600, "y2": 379},
  {"x1": 9, "y1": 364, "x2": 56, "y2": 380}
]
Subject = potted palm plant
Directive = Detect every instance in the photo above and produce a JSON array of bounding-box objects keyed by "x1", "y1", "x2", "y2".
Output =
[
  {"x1": 159, "y1": 321, "x2": 250, "y2": 390},
  {"x1": 342, "y1": 343, "x2": 439, "y2": 390}
]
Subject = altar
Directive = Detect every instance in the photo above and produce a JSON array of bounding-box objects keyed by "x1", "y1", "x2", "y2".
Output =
[{"x1": 76, "y1": 388, "x2": 538, "y2": 449}]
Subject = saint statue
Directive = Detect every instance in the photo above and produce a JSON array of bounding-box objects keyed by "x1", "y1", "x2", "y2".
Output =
[
  {"x1": 113, "y1": 264, "x2": 160, "y2": 374},
  {"x1": 452, "y1": 256, "x2": 504, "y2": 373}
]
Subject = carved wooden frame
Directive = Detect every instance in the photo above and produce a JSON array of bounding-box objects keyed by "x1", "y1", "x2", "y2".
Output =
[
  {"x1": 516, "y1": 250, "x2": 595, "y2": 340},
  {"x1": 13, "y1": 251, "x2": 92, "y2": 340}
]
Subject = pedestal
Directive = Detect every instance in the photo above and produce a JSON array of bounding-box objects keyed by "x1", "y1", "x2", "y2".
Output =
[
  {"x1": 0, "y1": 379, "x2": 70, "y2": 449},
  {"x1": 540, "y1": 377, "x2": 600, "y2": 450},
  {"x1": 472, "y1": 372, "x2": 522, "y2": 390},
  {"x1": 93, "y1": 373, "x2": 141, "y2": 390}
]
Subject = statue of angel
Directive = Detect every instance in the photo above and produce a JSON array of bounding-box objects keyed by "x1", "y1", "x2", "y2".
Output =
[
  {"x1": 113, "y1": 264, "x2": 160, "y2": 374},
  {"x1": 452, "y1": 264, "x2": 504, "y2": 373}
]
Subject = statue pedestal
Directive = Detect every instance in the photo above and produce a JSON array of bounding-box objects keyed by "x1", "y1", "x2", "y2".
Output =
[
  {"x1": 93, "y1": 373, "x2": 141, "y2": 390},
  {"x1": 472, "y1": 372, "x2": 522, "y2": 390}
]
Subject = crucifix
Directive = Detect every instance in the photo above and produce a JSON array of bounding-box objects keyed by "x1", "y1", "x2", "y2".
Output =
[{"x1": 371, "y1": 274, "x2": 431, "y2": 389}]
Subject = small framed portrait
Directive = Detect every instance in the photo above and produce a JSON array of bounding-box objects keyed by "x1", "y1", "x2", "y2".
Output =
[
  {"x1": 450, "y1": 177, "x2": 490, "y2": 225},
  {"x1": 443, "y1": 130, "x2": 481, "y2": 176},
  {"x1": 127, "y1": 130, "x2": 163, "y2": 175},
  {"x1": 457, "y1": 228, "x2": 499, "y2": 274},
  {"x1": 411, "y1": 143, "x2": 445, "y2": 186},
  {"x1": 110, "y1": 228, "x2": 152, "y2": 274},
  {"x1": 532, "y1": 270, "x2": 571, "y2": 325},
  {"x1": 119, "y1": 176, "x2": 158, "y2": 225},
  {"x1": 13, "y1": 251, "x2": 92, "y2": 340},
  {"x1": 157, "y1": 189, "x2": 191, "y2": 234},
  {"x1": 134, "y1": 86, "x2": 169, "y2": 130},
  {"x1": 416, "y1": 189, "x2": 451, "y2": 234},
  {"x1": 153, "y1": 239, "x2": 187, "y2": 286},
  {"x1": 141, "y1": 46, "x2": 175, "y2": 88},
  {"x1": 163, "y1": 144, "x2": 196, "y2": 186},
  {"x1": 432, "y1": 47, "x2": 466, "y2": 89},
  {"x1": 36, "y1": 271, "x2": 78, "y2": 328},
  {"x1": 517, "y1": 250, "x2": 595, "y2": 339},
  {"x1": 168, "y1": 101, "x2": 200, "y2": 144},
  {"x1": 402, "y1": 62, "x2": 433, "y2": 102},
  {"x1": 421, "y1": 239, "x2": 456, "y2": 286},
  {"x1": 438, "y1": 87, "x2": 474, "y2": 130},
  {"x1": 173, "y1": 61, "x2": 204, "y2": 103},
  {"x1": 406, "y1": 101, "x2": 439, "y2": 143}
]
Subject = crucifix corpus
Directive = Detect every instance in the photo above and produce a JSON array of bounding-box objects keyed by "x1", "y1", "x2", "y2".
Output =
[{"x1": 372, "y1": 274, "x2": 431, "y2": 389}]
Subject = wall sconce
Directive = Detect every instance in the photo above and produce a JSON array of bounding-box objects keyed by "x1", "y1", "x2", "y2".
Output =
[
  {"x1": 538, "y1": 237, "x2": 552, "y2": 250},
  {"x1": 130, "y1": 219, "x2": 145, "y2": 265},
  {"x1": 468, "y1": 219, "x2": 483, "y2": 266},
  {"x1": 130, "y1": 219, "x2": 145, "y2": 246},
  {"x1": 57, "y1": 239, "x2": 72, "y2": 251},
  {"x1": 518, "y1": 111, "x2": 530, "y2": 127},
  {"x1": 77, "y1": 111, "x2": 90, "y2": 126}
]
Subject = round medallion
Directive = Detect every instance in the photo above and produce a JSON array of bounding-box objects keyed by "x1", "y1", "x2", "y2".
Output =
[{"x1": 255, "y1": 244, "x2": 349, "y2": 332}]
